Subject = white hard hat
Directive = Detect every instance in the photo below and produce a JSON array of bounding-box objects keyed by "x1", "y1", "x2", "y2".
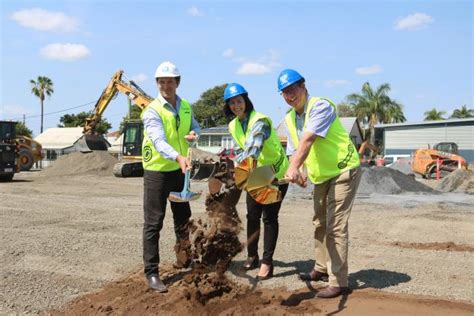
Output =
[{"x1": 154, "y1": 61, "x2": 180, "y2": 78}]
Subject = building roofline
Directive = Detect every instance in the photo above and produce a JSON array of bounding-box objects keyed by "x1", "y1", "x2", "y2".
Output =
[{"x1": 375, "y1": 118, "x2": 474, "y2": 128}]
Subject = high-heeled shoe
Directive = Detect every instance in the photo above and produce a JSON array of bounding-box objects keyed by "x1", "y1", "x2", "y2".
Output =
[
  {"x1": 242, "y1": 256, "x2": 259, "y2": 270},
  {"x1": 257, "y1": 264, "x2": 273, "y2": 281}
]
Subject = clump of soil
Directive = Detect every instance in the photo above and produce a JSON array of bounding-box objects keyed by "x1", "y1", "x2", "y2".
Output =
[
  {"x1": 40, "y1": 151, "x2": 118, "y2": 177},
  {"x1": 391, "y1": 241, "x2": 474, "y2": 252},
  {"x1": 358, "y1": 167, "x2": 434, "y2": 195},
  {"x1": 436, "y1": 169, "x2": 474, "y2": 194}
]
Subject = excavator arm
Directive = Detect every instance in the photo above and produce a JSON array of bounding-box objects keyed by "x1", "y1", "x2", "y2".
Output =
[
  {"x1": 83, "y1": 70, "x2": 153, "y2": 135},
  {"x1": 80, "y1": 70, "x2": 154, "y2": 151}
]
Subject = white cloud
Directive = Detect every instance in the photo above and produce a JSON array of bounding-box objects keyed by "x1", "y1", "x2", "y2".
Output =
[
  {"x1": 40, "y1": 43, "x2": 91, "y2": 61},
  {"x1": 228, "y1": 49, "x2": 281, "y2": 76},
  {"x1": 11, "y1": 8, "x2": 78, "y2": 32},
  {"x1": 355, "y1": 65, "x2": 383, "y2": 75},
  {"x1": 237, "y1": 62, "x2": 272, "y2": 75},
  {"x1": 395, "y1": 13, "x2": 434, "y2": 31},
  {"x1": 131, "y1": 73, "x2": 147, "y2": 83},
  {"x1": 223, "y1": 48, "x2": 234, "y2": 58},
  {"x1": 187, "y1": 6, "x2": 204, "y2": 17},
  {"x1": 325, "y1": 80, "x2": 350, "y2": 88}
]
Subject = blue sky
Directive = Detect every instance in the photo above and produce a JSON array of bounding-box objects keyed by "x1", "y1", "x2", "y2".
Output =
[{"x1": 1, "y1": 0, "x2": 472, "y2": 136}]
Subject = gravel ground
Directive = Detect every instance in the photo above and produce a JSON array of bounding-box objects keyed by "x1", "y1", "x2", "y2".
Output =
[{"x1": 1, "y1": 171, "x2": 473, "y2": 314}]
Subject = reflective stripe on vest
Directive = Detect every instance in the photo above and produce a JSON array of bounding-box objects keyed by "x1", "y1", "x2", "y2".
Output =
[
  {"x1": 141, "y1": 98, "x2": 192, "y2": 171},
  {"x1": 285, "y1": 97, "x2": 360, "y2": 184},
  {"x1": 229, "y1": 110, "x2": 289, "y2": 179}
]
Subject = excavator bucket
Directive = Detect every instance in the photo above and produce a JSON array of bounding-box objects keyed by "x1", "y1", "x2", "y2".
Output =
[{"x1": 75, "y1": 134, "x2": 109, "y2": 152}]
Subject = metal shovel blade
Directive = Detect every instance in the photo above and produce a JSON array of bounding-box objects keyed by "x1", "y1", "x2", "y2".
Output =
[
  {"x1": 168, "y1": 190, "x2": 201, "y2": 203},
  {"x1": 246, "y1": 165, "x2": 276, "y2": 191},
  {"x1": 168, "y1": 168, "x2": 202, "y2": 203}
]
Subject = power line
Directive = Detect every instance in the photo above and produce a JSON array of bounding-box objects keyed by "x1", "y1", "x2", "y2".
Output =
[{"x1": 12, "y1": 100, "x2": 96, "y2": 121}]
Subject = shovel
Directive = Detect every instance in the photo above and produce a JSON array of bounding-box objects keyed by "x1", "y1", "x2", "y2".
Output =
[{"x1": 168, "y1": 166, "x2": 202, "y2": 203}]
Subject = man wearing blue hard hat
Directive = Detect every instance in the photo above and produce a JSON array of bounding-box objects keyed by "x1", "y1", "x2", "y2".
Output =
[{"x1": 278, "y1": 69, "x2": 362, "y2": 298}]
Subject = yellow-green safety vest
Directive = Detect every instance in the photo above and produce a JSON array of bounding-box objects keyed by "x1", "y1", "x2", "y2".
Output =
[
  {"x1": 229, "y1": 110, "x2": 289, "y2": 180},
  {"x1": 141, "y1": 98, "x2": 192, "y2": 171},
  {"x1": 285, "y1": 97, "x2": 360, "y2": 184}
]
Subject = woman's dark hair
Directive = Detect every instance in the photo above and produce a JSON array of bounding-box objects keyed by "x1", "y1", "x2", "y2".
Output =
[{"x1": 223, "y1": 93, "x2": 254, "y2": 118}]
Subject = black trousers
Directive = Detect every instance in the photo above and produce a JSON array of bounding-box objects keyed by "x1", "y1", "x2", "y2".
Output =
[
  {"x1": 143, "y1": 169, "x2": 191, "y2": 276},
  {"x1": 246, "y1": 183, "x2": 289, "y2": 265}
]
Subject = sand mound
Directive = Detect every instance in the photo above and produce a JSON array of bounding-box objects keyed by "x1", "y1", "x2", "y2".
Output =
[
  {"x1": 436, "y1": 169, "x2": 474, "y2": 194},
  {"x1": 357, "y1": 167, "x2": 433, "y2": 195},
  {"x1": 287, "y1": 166, "x2": 434, "y2": 198},
  {"x1": 41, "y1": 151, "x2": 118, "y2": 177},
  {"x1": 388, "y1": 157, "x2": 413, "y2": 175}
]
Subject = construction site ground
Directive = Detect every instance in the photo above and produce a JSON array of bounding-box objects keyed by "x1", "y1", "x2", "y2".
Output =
[{"x1": 1, "y1": 157, "x2": 473, "y2": 315}]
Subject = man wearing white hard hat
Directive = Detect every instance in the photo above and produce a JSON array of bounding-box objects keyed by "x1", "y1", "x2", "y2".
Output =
[{"x1": 141, "y1": 61, "x2": 201, "y2": 292}]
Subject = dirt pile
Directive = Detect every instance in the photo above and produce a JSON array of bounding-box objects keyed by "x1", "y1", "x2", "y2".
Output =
[
  {"x1": 358, "y1": 167, "x2": 434, "y2": 195},
  {"x1": 436, "y1": 169, "x2": 474, "y2": 194},
  {"x1": 40, "y1": 151, "x2": 118, "y2": 177},
  {"x1": 46, "y1": 266, "x2": 474, "y2": 316}
]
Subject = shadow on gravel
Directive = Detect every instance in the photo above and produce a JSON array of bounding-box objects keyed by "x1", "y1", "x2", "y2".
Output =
[{"x1": 349, "y1": 269, "x2": 411, "y2": 289}]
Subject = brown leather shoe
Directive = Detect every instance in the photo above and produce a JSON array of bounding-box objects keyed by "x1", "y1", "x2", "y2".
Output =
[
  {"x1": 242, "y1": 256, "x2": 259, "y2": 270},
  {"x1": 316, "y1": 286, "x2": 349, "y2": 298},
  {"x1": 298, "y1": 269, "x2": 329, "y2": 282}
]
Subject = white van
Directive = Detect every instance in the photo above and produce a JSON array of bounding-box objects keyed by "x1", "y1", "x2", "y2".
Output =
[{"x1": 383, "y1": 154, "x2": 411, "y2": 167}]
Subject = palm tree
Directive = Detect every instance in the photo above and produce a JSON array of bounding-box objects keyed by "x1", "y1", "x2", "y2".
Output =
[
  {"x1": 346, "y1": 82, "x2": 405, "y2": 144},
  {"x1": 450, "y1": 105, "x2": 474, "y2": 119},
  {"x1": 30, "y1": 76, "x2": 54, "y2": 134},
  {"x1": 424, "y1": 108, "x2": 446, "y2": 121},
  {"x1": 336, "y1": 102, "x2": 355, "y2": 117}
]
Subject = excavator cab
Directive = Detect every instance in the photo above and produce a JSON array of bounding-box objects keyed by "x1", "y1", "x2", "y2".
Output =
[{"x1": 122, "y1": 120, "x2": 143, "y2": 157}]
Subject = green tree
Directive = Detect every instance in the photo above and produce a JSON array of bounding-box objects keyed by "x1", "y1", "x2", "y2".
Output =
[
  {"x1": 16, "y1": 122, "x2": 33, "y2": 137},
  {"x1": 58, "y1": 111, "x2": 112, "y2": 134},
  {"x1": 192, "y1": 84, "x2": 228, "y2": 128},
  {"x1": 336, "y1": 102, "x2": 355, "y2": 117},
  {"x1": 346, "y1": 82, "x2": 405, "y2": 143},
  {"x1": 424, "y1": 108, "x2": 446, "y2": 121},
  {"x1": 450, "y1": 105, "x2": 474, "y2": 119},
  {"x1": 30, "y1": 76, "x2": 54, "y2": 134}
]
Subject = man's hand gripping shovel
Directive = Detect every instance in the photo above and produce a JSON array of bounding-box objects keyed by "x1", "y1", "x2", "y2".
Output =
[{"x1": 168, "y1": 148, "x2": 202, "y2": 203}]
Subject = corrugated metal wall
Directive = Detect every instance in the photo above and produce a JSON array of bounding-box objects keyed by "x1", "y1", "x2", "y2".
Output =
[
  {"x1": 384, "y1": 125, "x2": 473, "y2": 149},
  {"x1": 383, "y1": 123, "x2": 474, "y2": 162}
]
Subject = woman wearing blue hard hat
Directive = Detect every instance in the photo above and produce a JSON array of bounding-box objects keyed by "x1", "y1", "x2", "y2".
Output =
[
  {"x1": 223, "y1": 82, "x2": 289, "y2": 280},
  {"x1": 277, "y1": 69, "x2": 362, "y2": 298}
]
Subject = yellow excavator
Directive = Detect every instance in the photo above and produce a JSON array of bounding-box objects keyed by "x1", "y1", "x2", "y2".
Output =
[{"x1": 78, "y1": 70, "x2": 153, "y2": 177}]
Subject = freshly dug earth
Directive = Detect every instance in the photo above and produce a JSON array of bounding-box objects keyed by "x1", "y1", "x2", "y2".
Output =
[{"x1": 47, "y1": 266, "x2": 474, "y2": 316}]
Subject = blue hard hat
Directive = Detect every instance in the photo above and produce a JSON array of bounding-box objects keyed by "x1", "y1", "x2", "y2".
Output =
[
  {"x1": 277, "y1": 69, "x2": 304, "y2": 92},
  {"x1": 224, "y1": 83, "x2": 247, "y2": 101}
]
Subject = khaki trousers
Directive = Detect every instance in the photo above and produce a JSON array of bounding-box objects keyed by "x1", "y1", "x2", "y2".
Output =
[{"x1": 312, "y1": 167, "x2": 361, "y2": 287}]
